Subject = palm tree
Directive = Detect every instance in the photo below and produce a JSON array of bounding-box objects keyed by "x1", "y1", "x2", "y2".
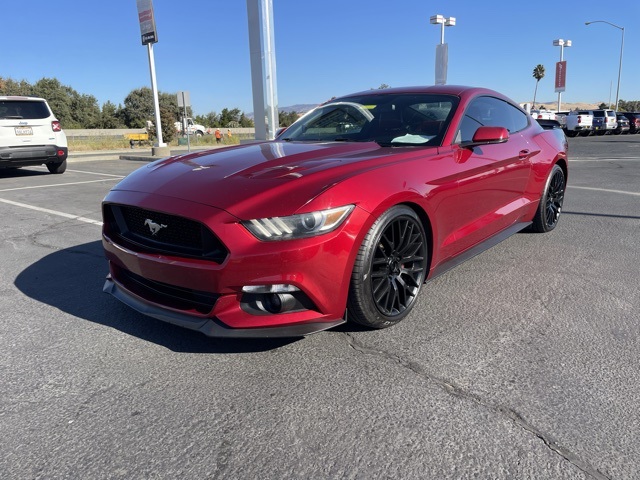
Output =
[{"x1": 532, "y1": 64, "x2": 545, "y2": 109}]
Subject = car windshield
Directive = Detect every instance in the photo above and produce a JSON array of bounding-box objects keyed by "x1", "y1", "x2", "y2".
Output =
[{"x1": 281, "y1": 93, "x2": 458, "y2": 147}]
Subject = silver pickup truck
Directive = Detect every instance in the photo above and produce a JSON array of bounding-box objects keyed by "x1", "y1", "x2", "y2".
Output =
[{"x1": 563, "y1": 110, "x2": 593, "y2": 137}]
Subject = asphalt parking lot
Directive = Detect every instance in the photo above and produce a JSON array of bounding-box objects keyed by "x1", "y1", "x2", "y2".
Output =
[{"x1": 1, "y1": 135, "x2": 638, "y2": 479}]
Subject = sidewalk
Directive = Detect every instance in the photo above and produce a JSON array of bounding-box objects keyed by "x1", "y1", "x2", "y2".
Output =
[{"x1": 66, "y1": 145, "x2": 219, "y2": 163}]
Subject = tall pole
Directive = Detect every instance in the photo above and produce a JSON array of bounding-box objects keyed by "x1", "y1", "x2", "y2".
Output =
[
  {"x1": 615, "y1": 27, "x2": 624, "y2": 110},
  {"x1": 147, "y1": 43, "x2": 165, "y2": 147},
  {"x1": 430, "y1": 15, "x2": 456, "y2": 86},
  {"x1": 247, "y1": 0, "x2": 279, "y2": 141},
  {"x1": 557, "y1": 43, "x2": 564, "y2": 112}
]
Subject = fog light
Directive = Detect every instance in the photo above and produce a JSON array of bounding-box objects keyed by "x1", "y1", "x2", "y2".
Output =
[{"x1": 262, "y1": 293, "x2": 296, "y2": 314}]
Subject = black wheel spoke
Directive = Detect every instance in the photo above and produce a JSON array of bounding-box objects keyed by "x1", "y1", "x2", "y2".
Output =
[{"x1": 370, "y1": 214, "x2": 427, "y2": 317}]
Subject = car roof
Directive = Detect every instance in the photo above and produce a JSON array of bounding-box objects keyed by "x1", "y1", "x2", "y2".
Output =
[
  {"x1": 334, "y1": 85, "x2": 510, "y2": 101},
  {"x1": 0, "y1": 96, "x2": 47, "y2": 102}
]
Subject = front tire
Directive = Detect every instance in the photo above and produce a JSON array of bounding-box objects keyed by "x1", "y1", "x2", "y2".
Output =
[
  {"x1": 347, "y1": 206, "x2": 428, "y2": 329},
  {"x1": 530, "y1": 164, "x2": 565, "y2": 233},
  {"x1": 46, "y1": 159, "x2": 67, "y2": 174}
]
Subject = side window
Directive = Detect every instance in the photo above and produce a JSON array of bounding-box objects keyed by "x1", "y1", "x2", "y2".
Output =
[{"x1": 455, "y1": 96, "x2": 529, "y2": 143}]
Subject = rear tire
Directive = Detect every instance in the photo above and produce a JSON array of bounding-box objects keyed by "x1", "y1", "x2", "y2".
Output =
[
  {"x1": 46, "y1": 159, "x2": 67, "y2": 174},
  {"x1": 530, "y1": 164, "x2": 565, "y2": 233},
  {"x1": 347, "y1": 206, "x2": 428, "y2": 329}
]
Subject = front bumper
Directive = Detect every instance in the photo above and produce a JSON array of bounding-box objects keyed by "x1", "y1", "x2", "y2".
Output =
[
  {"x1": 103, "y1": 275, "x2": 345, "y2": 337},
  {"x1": 102, "y1": 190, "x2": 371, "y2": 337}
]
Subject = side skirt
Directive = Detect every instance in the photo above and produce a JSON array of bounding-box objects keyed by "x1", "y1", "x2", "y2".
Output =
[{"x1": 428, "y1": 221, "x2": 531, "y2": 281}]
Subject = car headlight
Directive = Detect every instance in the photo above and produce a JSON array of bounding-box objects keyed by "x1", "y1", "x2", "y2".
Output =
[{"x1": 242, "y1": 205, "x2": 355, "y2": 241}]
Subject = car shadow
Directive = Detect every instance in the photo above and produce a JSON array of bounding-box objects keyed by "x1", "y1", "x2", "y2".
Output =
[
  {"x1": 14, "y1": 241, "x2": 299, "y2": 353},
  {"x1": 0, "y1": 167, "x2": 49, "y2": 178}
]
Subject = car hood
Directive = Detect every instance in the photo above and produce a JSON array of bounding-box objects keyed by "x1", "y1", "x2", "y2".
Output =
[{"x1": 111, "y1": 141, "x2": 430, "y2": 218}]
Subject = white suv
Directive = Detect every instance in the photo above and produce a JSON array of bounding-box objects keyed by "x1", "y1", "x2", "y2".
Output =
[{"x1": 0, "y1": 96, "x2": 68, "y2": 174}]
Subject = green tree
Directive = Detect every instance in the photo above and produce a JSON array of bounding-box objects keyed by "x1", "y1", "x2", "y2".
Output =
[
  {"x1": 532, "y1": 64, "x2": 545, "y2": 109},
  {"x1": 0, "y1": 77, "x2": 33, "y2": 96},
  {"x1": 219, "y1": 107, "x2": 242, "y2": 127},
  {"x1": 238, "y1": 112, "x2": 254, "y2": 128},
  {"x1": 122, "y1": 87, "x2": 180, "y2": 128},
  {"x1": 31, "y1": 78, "x2": 74, "y2": 127},
  {"x1": 147, "y1": 107, "x2": 176, "y2": 143},
  {"x1": 194, "y1": 111, "x2": 219, "y2": 127},
  {"x1": 278, "y1": 110, "x2": 299, "y2": 127},
  {"x1": 617, "y1": 100, "x2": 640, "y2": 112},
  {"x1": 100, "y1": 101, "x2": 125, "y2": 128}
]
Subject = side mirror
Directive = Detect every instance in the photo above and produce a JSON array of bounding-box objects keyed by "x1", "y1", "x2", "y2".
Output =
[
  {"x1": 462, "y1": 126, "x2": 509, "y2": 148},
  {"x1": 275, "y1": 127, "x2": 287, "y2": 138}
]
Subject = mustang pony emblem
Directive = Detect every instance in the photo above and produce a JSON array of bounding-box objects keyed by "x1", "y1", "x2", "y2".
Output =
[{"x1": 144, "y1": 219, "x2": 167, "y2": 235}]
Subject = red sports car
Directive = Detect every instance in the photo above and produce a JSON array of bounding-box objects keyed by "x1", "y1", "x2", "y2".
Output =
[{"x1": 102, "y1": 86, "x2": 568, "y2": 337}]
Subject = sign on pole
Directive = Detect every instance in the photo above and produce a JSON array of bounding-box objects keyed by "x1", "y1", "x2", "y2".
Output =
[
  {"x1": 137, "y1": 0, "x2": 158, "y2": 45},
  {"x1": 555, "y1": 60, "x2": 567, "y2": 93},
  {"x1": 177, "y1": 91, "x2": 190, "y2": 108},
  {"x1": 435, "y1": 43, "x2": 448, "y2": 85}
]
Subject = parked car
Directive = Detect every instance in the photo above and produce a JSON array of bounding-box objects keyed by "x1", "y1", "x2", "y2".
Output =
[
  {"x1": 613, "y1": 114, "x2": 630, "y2": 135},
  {"x1": 530, "y1": 109, "x2": 556, "y2": 120},
  {"x1": 564, "y1": 110, "x2": 593, "y2": 137},
  {"x1": 619, "y1": 112, "x2": 640, "y2": 134},
  {"x1": 0, "y1": 96, "x2": 68, "y2": 173},
  {"x1": 536, "y1": 119, "x2": 564, "y2": 131},
  {"x1": 591, "y1": 109, "x2": 617, "y2": 135},
  {"x1": 102, "y1": 86, "x2": 568, "y2": 337}
]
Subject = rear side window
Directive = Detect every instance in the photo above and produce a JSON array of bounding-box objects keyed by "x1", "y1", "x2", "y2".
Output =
[
  {"x1": 0, "y1": 100, "x2": 51, "y2": 119},
  {"x1": 456, "y1": 96, "x2": 529, "y2": 143}
]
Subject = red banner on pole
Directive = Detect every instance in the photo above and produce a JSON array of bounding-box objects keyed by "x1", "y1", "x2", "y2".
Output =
[{"x1": 555, "y1": 61, "x2": 567, "y2": 93}]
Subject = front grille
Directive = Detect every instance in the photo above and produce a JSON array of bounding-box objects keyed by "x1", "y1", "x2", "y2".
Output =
[
  {"x1": 104, "y1": 204, "x2": 228, "y2": 263},
  {"x1": 114, "y1": 265, "x2": 219, "y2": 315}
]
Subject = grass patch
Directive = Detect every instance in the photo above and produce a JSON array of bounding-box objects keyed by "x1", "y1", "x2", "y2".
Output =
[{"x1": 67, "y1": 134, "x2": 242, "y2": 152}]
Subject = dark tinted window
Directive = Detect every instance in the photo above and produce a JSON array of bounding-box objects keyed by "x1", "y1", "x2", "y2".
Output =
[
  {"x1": 456, "y1": 96, "x2": 529, "y2": 143},
  {"x1": 0, "y1": 100, "x2": 50, "y2": 119}
]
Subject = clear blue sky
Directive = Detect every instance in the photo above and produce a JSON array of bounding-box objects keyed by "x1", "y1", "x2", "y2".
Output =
[{"x1": 3, "y1": 1, "x2": 638, "y2": 115}]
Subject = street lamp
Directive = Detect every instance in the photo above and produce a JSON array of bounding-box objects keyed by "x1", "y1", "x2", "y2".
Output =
[
  {"x1": 553, "y1": 39, "x2": 571, "y2": 112},
  {"x1": 586, "y1": 20, "x2": 624, "y2": 111},
  {"x1": 430, "y1": 14, "x2": 456, "y2": 85}
]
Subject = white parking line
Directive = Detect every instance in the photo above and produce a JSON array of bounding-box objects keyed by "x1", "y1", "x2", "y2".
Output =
[
  {"x1": 0, "y1": 198, "x2": 103, "y2": 226},
  {"x1": 67, "y1": 169, "x2": 126, "y2": 178},
  {"x1": 0, "y1": 178, "x2": 121, "y2": 192},
  {"x1": 568, "y1": 185, "x2": 640, "y2": 197},
  {"x1": 571, "y1": 157, "x2": 640, "y2": 162}
]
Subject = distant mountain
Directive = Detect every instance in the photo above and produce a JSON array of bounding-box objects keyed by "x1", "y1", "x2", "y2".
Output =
[{"x1": 280, "y1": 104, "x2": 318, "y2": 114}]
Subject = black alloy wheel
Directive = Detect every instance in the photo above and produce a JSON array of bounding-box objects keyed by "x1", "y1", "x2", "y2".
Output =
[
  {"x1": 531, "y1": 164, "x2": 565, "y2": 233},
  {"x1": 348, "y1": 205, "x2": 428, "y2": 329}
]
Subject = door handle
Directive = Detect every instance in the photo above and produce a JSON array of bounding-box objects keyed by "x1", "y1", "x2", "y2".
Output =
[{"x1": 519, "y1": 149, "x2": 530, "y2": 159}]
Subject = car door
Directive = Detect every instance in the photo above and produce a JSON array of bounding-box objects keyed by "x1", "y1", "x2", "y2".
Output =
[{"x1": 443, "y1": 96, "x2": 534, "y2": 257}]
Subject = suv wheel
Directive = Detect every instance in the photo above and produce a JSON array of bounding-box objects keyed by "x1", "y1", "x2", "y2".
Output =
[{"x1": 46, "y1": 160, "x2": 67, "y2": 174}]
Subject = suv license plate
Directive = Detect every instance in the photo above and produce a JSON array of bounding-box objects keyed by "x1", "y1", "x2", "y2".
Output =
[{"x1": 15, "y1": 127, "x2": 33, "y2": 136}]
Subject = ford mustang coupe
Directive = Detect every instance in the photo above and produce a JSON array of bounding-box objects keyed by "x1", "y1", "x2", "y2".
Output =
[{"x1": 102, "y1": 86, "x2": 568, "y2": 337}]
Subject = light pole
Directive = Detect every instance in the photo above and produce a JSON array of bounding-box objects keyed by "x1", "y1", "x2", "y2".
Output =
[
  {"x1": 586, "y1": 20, "x2": 624, "y2": 111},
  {"x1": 430, "y1": 14, "x2": 456, "y2": 85},
  {"x1": 553, "y1": 39, "x2": 571, "y2": 112}
]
